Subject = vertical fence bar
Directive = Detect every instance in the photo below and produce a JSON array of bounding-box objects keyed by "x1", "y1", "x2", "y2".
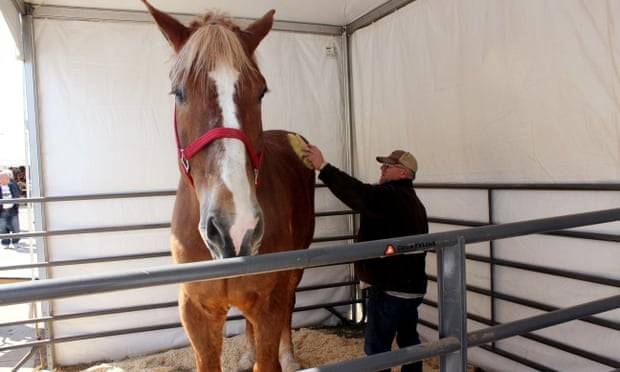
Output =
[
  {"x1": 488, "y1": 188, "x2": 496, "y2": 350},
  {"x1": 437, "y1": 236, "x2": 467, "y2": 372}
]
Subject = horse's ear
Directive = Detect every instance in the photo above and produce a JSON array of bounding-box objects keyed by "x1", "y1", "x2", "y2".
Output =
[
  {"x1": 141, "y1": 0, "x2": 190, "y2": 53},
  {"x1": 242, "y1": 9, "x2": 275, "y2": 54}
]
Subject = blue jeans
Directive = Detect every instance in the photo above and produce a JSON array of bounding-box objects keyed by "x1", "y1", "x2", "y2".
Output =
[
  {"x1": 0, "y1": 210, "x2": 20, "y2": 245},
  {"x1": 365, "y1": 287, "x2": 424, "y2": 372}
]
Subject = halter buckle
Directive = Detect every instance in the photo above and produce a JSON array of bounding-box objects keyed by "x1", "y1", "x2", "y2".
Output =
[{"x1": 180, "y1": 150, "x2": 190, "y2": 173}]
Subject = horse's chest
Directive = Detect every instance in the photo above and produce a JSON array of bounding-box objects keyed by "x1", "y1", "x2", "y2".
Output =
[{"x1": 183, "y1": 275, "x2": 278, "y2": 306}]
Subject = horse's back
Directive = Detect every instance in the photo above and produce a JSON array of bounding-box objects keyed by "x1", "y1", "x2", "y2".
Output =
[{"x1": 257, "y1": 130, "x2": 315, "y2": 253}]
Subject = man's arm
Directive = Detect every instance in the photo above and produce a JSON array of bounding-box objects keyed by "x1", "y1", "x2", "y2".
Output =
[
  {"x1": 303, "y1": 144, "x2": 384, "y2": 215},
  {"x1": 319, "y1": 163, "x2": 376, "y2": 213}
]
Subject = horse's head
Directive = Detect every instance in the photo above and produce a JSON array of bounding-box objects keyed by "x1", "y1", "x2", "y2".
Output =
[{"x1": 143, "y1": 1, "x2": 273, "y2": 259}]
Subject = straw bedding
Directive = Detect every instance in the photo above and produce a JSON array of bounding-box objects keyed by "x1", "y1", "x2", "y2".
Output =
[{"x1": 58, "y1": 327, "x2": 477, "y2": 372}]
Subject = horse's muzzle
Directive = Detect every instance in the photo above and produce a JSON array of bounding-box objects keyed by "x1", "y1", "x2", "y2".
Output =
[{"x1": 202, "y1": 210, "x2": 263, "y2": 259}]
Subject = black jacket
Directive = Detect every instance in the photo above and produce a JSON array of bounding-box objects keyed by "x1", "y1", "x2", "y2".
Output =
[
  {"x1": 0, "y1": 182, "x2": 21, "y2": 216},
  {"x1": 319, "y1": 164, "x2": 428, "y2": 294}
]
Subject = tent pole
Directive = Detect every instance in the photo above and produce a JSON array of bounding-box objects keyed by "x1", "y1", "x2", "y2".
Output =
[
  {"x1": 22, "y1": 7, "x2": 55, "y2": 369},
  {"x1": 341, "y1": 29, "x2": 361, "y2": 324}
]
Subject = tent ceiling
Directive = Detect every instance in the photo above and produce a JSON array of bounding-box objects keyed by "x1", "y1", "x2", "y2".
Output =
[{"x1": 28, "y1": 0, "x2": 391, "y2": 25}]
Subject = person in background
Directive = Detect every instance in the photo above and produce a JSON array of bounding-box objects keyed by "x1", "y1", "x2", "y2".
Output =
[
  {"x1": 0, "y1": 170, "x2": 22, "y2": 248},
  {"x1": 11, "y1": 166, "x2": 27, "y2": 196},
  {"x1": 302, "y1": 145, "x2": 428, "y2": 372}
]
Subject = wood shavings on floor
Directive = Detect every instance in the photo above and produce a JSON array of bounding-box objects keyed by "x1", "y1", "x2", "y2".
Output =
[{"x1": 58, "y1": 328, "x2": 477, "y2": 372}]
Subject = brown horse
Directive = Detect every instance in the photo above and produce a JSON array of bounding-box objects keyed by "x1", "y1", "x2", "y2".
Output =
[{"x1": 141, "y1": 2, "x2": 315, "y2": 371}]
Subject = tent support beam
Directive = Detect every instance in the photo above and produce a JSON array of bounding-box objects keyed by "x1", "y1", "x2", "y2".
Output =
[
  {"x1": 25, "y1": 0, "x2": 422, "y2": 35},
  {"x1": 27, "y1": 4, "x2": 344, "y2": 35},
  {"x1": 346, "y1": 0, "x2": 417, "y2": 34},
  {"x1": 11, "y1": 0, "x2": 25, "y2": 15},
  {"x1": 340, "y1": 31, "x2": 359, "y2": 324},
  {"x1": 22, "y1": 12, "x2": 55, "y2": 369}
]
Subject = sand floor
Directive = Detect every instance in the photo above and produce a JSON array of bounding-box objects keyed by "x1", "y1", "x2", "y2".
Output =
[{"x1": 57, "y1": 327, "x2": 477, "y2": 372}]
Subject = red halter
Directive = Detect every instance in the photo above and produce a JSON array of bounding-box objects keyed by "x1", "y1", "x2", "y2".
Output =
[{"x1": 174, "y1": 108, "x2": 264, "y2": 186}]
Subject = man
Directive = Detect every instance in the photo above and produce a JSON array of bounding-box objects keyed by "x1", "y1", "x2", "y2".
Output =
[
  {"x1": 0, "y1": 170, "x2": 21, "y2": 248},
  {"x1": 303, "y1": 146, "x2": 428, "y2": 372}
]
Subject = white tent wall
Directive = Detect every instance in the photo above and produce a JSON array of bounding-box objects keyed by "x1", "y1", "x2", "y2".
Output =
[
  {"x1": 33, "y1": 16, "x2": 352, "y2": 365},
  {"x1": 350, "y1": 0, "x2": 620, "y2": 184},
  {"x1": 0, "y1": 2, "x2": 26, "y2": 166},
  {"x1": 0, "y1": 0, "x2": 23, "y2": 57},
  {"x1": 350, "y1": 0, "x2": 619, "y2": 371}
]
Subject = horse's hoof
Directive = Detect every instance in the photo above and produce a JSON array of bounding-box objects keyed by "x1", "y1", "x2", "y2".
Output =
[
  {"x1": 237, "y1": 351, "x2": 255, "y2": 371},
  {"x1": 282, "y1": 361, "x2": 300, "y2": 372},
  {"x1": 280, "y1": 355, "x2": 300, "y2": 372}
]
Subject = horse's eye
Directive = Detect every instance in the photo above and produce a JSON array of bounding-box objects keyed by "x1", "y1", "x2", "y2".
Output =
[
  {"x1": 258, "y1": 87, "x2": 268, "y2": 102},
  {"x1": 172, "y1": 88, "x2": 186, "y2": 104}
]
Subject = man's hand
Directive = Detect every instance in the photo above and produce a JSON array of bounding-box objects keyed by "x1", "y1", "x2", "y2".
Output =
[{"x1": 302, "y1": 144, "x2": 327, "y2": 171}]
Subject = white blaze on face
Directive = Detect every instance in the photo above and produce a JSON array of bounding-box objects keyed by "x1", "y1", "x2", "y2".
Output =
[{"x1": 205, "y1": 64, "x2": 258, "y2": 255}]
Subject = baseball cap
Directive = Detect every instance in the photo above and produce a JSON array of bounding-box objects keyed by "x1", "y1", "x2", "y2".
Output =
[{"x1": 376, "y1": 150, "x2": 418, "y2": 173}]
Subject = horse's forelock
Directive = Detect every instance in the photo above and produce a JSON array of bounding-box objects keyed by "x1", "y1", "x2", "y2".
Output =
[{"x1": 171, "y1": 14, "x2": 258, "y2": 90}]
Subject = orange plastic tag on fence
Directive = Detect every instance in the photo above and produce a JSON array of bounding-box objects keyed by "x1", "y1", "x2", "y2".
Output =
[{"x1": 384, "y1": 244, "x2": 396, "y2": 256}]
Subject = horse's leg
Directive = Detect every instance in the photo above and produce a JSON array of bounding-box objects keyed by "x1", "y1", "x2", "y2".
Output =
[
  {"x1": 253, "y1": 313, "x2": 285, "y2": 372},
  {"x1": 179, "y1": 289, "x2": 227, "y2": 372},
  {"x1": 237, "y1": 320, "x2": 256, "y2": 371},
  {"x1": 244, "y1": 291, "x2": 288, "y2": 372},
  {"x1": 278, "y1": 270, "x2": 303, "y2": 372}
]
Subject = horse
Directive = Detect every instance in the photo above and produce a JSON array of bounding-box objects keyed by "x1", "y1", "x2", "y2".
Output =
[{"x1": 141, "y1": 2, "x2": 316, "y2": 371}]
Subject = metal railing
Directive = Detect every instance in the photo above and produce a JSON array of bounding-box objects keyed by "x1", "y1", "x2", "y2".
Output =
[
  {"x1": 0, "y1": 186, "x2": 359, "y2": 369},
  {"x1": 1, "y1": 208, "x2": 618, "y2": 371},
  {"x1": 413, "y1": 182, "x2": 620, "y2": 370},
  {"x1": 1, "y1": 184, "x2": 618, "y2": 370},
  {"x1": 310, "y1": 293, "x2": 618, "y2": 372}
]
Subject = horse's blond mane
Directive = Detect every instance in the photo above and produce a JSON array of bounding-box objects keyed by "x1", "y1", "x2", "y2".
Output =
[{"x1": 171, "y1": 13, "x2": 257, "y2": 89}]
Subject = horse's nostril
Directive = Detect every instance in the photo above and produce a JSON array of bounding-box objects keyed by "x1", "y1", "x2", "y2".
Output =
[
  {"x1": 206, "y1": 217, "x2": 218, "y2": 237},
  {"x1": 239, "y1": 216, "x2": 264, "y2": 256},
  {"x1": 254, "y1": 217, "x2": 264, "y2": 243},
  {"x1": 206, "y1": 216, "x2": 225, "y2": 248}
]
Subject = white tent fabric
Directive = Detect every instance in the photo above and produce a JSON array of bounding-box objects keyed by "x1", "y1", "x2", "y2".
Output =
[
  {"x1": 0, "y1": 0, "x2": 22, "y2": 57},
  {"x1": 0, "y1": 9, "x2": 25, "y2": 166},
  {"x1": 34, "y1": 17, "x2": 351, "y2": 365},
  {"x1": 350, "y1": 0, "x2": 619, "y2": 371},
  {"x1": 351, "y1": 0, "x2": 620, "y2": 184},
  {"x1": 29, "y1": 0, "x2": 389, "y2": 26}
]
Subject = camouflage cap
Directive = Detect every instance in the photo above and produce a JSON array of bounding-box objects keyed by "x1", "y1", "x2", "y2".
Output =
[{"x1": 376, "y1": 150, "x2": 418, "y2": 173}]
